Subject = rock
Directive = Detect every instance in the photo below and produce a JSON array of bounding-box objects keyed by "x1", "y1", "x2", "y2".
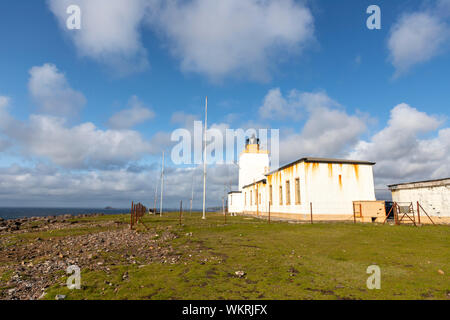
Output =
[
  {"x1": 55, "y1": 294, "x2": 66, "y2": 300},
  {"x1": 235, "y1": 270, "x2": 246, "y2": 278},
  {"x1": 438, "y1": 269, "x2": 445, "y2": 275}
]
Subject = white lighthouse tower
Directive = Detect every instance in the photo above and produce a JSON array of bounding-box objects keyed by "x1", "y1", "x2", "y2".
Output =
[
  {"x1": 228, "y1": 135, "x2": 270, "y2": 214},
  {"x1": 238, "y1": 135, "x2": 270, "y2": 190}
]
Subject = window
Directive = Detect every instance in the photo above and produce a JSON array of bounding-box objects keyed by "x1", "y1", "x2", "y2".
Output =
[
  {"x1": 230, "y1": 194, "x2": 233, "y2": 206},
  {"x1": 250, "y1": 190, "x2": 252, "y2": 206},
  {"x1": 245, "y1": 192, "x2": 247, "y2": 205},
  {"x1": 269, "y1": 185, "x2": 273, "y2": 205},
  {"x1": 255, "y1": 190, "x2": 258, "y2": 205},
  {"x1": 286, "y1": 180, "x2": 291, "y2": 205},
  {"x1": 259, "y1": 193, "x2": 261, "y2": 205},
  {"x1": 279, "y1": 186, "x2": 283, "y2": 205},
  {"x1": 295, "y1": 178, "x2": 301, "y2": 204}
]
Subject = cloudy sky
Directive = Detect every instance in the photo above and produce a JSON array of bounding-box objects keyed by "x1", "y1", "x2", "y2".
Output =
[{"x1": 0, "y1": 0, "x2": 449, "y2": 208}]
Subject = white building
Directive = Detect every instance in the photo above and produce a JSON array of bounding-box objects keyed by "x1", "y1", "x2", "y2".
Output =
[
  {"x1": 228, "y1": 136, "x2": 381, "y2": 222},
  {"x1": 388, "y1": 178, "x2": 450, "y2": 224}
]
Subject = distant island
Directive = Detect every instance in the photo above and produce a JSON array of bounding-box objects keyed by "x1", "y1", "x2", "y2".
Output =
[{"x1": 104, "y1": 206, "x2": 115, "y2": 210}]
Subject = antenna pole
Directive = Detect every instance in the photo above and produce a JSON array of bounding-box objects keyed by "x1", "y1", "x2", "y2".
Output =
[
  {"x1": 202, "y1": 96, "x2": 208, "y2": 220},
  {"x1": 190, "y1": 171, "x2": 194, "y2": 216},
  {"x1": 160, "y1": 151, "x2": 165, "y2": 216},
  {"x1": 153, "y1": 176, "x2": 158, "y2": 215}
]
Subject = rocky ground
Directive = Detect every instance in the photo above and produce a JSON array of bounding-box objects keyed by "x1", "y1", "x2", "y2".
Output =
[{"x1": 0, "y1": 214, "x2": 179, "y2": 300}]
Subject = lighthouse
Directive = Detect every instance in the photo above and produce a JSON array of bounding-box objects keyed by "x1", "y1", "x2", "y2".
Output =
[{"x1": 238, "y1": 134, "x2": 270, "y2": 191}]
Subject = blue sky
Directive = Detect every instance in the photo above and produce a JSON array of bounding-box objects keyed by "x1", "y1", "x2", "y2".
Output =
[{"x1": 0, "y1": 0, "x2": 449, "y2": 207}]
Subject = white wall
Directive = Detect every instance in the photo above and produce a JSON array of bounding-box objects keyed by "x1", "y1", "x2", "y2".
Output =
[
  {"x1": 239, "y1": 152, "x2": 269, "y2": 191},
  {"x1": 242, "y1": 161, "x2": 376, "y2": 217},
  {"x1": 392, "y1": 185, "x2": 450, "y2": 217},
  {"x1": 228, "y1": 192, "x2": 243, "y2": 213},
  {"x1": 303, "y1": 162, "x2": 376, "y2": 215}
]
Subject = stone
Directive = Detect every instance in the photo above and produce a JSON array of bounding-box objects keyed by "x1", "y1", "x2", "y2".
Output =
[
  {"x1": 235, "y1": 270, "x2": 246, "y2": 278},
  {"x1": 55, "y1": 294, "x2": 66, "y2": 300}
]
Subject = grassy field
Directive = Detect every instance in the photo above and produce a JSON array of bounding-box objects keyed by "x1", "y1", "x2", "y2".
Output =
[{"x1": 5, "y1": 212, "x2": 450, "y2": 300}]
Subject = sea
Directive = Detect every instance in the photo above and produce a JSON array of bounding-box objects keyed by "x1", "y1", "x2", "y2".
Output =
[{"x1": 0, "y1": 207, "x2": 129, "y2": 220}]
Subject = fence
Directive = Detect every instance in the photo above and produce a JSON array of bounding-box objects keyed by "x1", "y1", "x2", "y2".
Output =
[
  {"x1": 236, "y1": 199, "x2": 448, "y2": 225},
  {"x1": 130, "y1": 201, "x2": 147, "y2": 229},
  {"x1": 382, "y1": 201, "x2": 436, "y2": 226}
]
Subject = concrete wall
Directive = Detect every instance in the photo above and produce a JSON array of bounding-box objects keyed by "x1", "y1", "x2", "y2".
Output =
[
  {"x1": 391, "y1": 184, "x2": 450, "y2": 220},
  {"x1": 241, "y1": 161, "x2": 376, "y2": 220}
]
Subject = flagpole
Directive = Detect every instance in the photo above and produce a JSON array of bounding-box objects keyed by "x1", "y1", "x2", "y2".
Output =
[
  {"x1": 190, "y1": 171, "x2": 194, "y2": 216},
  {"x1": 160, "y1": 151, "x2": 165, "y2": 216},
  {"x1": 202, "y1": 96, "x2": 208, "y2": 220}
]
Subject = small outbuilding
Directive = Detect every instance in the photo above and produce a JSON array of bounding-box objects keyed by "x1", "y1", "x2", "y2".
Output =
[{"x1": 388, "y1": 178, "x2": 450, "y2": 224}]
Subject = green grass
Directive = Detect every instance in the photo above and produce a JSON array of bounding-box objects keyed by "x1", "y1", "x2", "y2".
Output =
[{"x1": 34, "y1": 212, "x2": 449, "y2": 300}]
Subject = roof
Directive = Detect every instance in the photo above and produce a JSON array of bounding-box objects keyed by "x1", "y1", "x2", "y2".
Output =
[
  {"x1": 266, "y1": 157, "x2": 376, "y2": 176},
  {"x1": 388, "y1": 177, "x2": 450, "y2": 189},
  {"x1": 227, "y1": 191, "x2": 242, "y2": 194},
  {"x1": 242, "y1": 178, "x2": 267, "y2": 189}
]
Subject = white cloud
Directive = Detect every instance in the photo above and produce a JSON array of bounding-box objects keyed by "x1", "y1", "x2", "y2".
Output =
[
  {"x1": 0, "y1": 95, "x2": 9, "y2": 108},
  {"x1": 48, "y1": 0, "x2": 149, "y2": 75},
  {"x1": 259, "y1": 88, "x2": 341, "y2": 121},
  {"x1": 28, "y1": 64, "x2": 86, "y2": 116},
  {"x1": 0, "y1": 163, "x2": 236, "y2": 208},
  {"x1": 257, "y1": 89, "x2": 366, "y2": 162},
  {"x1": 388, "y1": 7, "x2": 450, "y2": 76},
  {"x1": 108, "y1": 96, "x2": 155, "y2": 129},
  {"x1": 258, "y1": 89, "x2": 367, "y2": 164},
  {"x1": 47, "y1": 0, "x2": 315, "y2": 80},
  {"x1": 171, "y1": 111, "x2": 199, "y2": 130},
  {"x1": 16, "y1": 115, "x2": 153, "y2": 169},
  {"x1": 0, "y1": 105, "x2": 156, "y2": 169},
  {"x1": 259, "y1": 88, "x2": 298, "y2": 120},
  {"x1": 147, "y1": 0, "x2": 314, "y2": 81},
  {"x1": 349, "y1": 103, "x2": 449, "y2": 185},
  {"x1": 0, "y1": 139, "x2": 9, "y2": 152},
  {"x1": 0, "y1": 96, "x2": 16, "y2": 132}
]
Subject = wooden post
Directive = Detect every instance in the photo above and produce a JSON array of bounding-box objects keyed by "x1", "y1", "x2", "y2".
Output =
[
  {"x1": 417, "y1": 201, "x2": 421, "y2": 225},
  {"x1": 353, "y1": 203, "x2": 356, "y2": 224},
  {"x1": 137, "y1": 203, "x2": 140, "y2": 223},
  {"x1": 310, "y1": 202, "x2": 313, "y2": 224},
  {"x1": 360, "y1": 203, "x2": 362, "y2": 219},
  {"x1": 268, "y1": 202, "x2": 271, "y2": 224},
  {"x1": 136, "y1": 203, "x2": 139, "y2": 224},
  {"x1": 394, "y1": 203, "x2": 399, "y2": 225},
  {"x1": 224, "y1": 200, "x2": 227, "y2": 224},
  {"x1": 411, "y1": 202, "x2": 416, "y2": 226}
]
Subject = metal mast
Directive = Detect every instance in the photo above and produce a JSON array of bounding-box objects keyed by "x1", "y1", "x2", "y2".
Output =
[
  {"x1": 202, "y1": 96, "x2": 208, "y2": 220},
  {"x1": 190, "y1": 170, "x2": 194, "y2": 215},
  {"x1": 153, "y1": 175, "x2": 158, "y2": 214},
  {"x1": 159, "y1": 151, "x2": 165, "y2": 216}
]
